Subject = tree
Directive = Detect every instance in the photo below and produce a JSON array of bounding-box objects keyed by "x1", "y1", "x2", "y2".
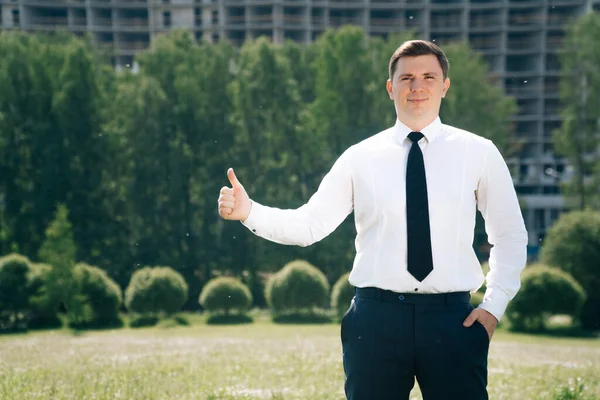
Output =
[
  {"x1": 52, "y1": 38, "x2": 117, "y2": 265},
  {"x1": 116, "y1": 31, "x2": 237, "y2": 306},
  {"x1": 440, "y1": 42, "x2": 517, "y2": 155},
  {"x1": 227, "y1": 36, "x2": 314, "y2": 301},
  {"x1": 554, "y1": 12, "x2": 600, "y2": 210},
  {"x1": 0, "y1": 33, "x2": 62, "y2": 257},
  {"x1": 0, "y1": 32, "x2": 122, "y2": 282},
  {"x1": 38, "y1": 204, "x2": 89, "y2": 324}
]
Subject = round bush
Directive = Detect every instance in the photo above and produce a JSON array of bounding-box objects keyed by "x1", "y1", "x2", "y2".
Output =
[
  {"x1": 125, "y1": 266, "x2": 188, "y2": 317},
  {"x1": 28, "y1": 262, "x2": 62, "y2": 329},
  {"x1": 74, "y1": 263, "x2": 123, "y2": 326},
  {"x1": 0, "y1": 254, "x2": 31, "y2": 311},
  {"x1": 330, "y1": 272, "x2": 355, "y2": 320},
  {"x1": 540, "y1": 210, "x2": 600, "y2": 329},
  {"x1": 505, "y1": 264, "x2": 585, "y2": 332},
  {"x1": 0, "y1": 254, "x2": 32, "y2": 331},
  {"x1": 199, "y1": 276, "x2": 252, "y2": 316},
  {"x1": 265, "y1": 260, "x2": 329, "y2": 315}
]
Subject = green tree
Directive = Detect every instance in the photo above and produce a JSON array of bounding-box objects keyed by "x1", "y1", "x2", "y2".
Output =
[
  {"x1": 38, "y1": 204, "x2": 90, "y2": 324},
  {"x1": 0, "y1": 33, "x2": 62, "y2": 257},
  {"x1": 0, "y1": 32, "x2": 122, "y2": 283},
  {"x1": 554, "y1": 12, "x2": 600, "y2": 210},
  {"x1": 440, "y1": 42, "x2": 517, "y2": 154},
  {"x1": 227, "y1": 36, "x2": 315, "y2": 301},
  {"x1": 52, "y1": 38, "x2": 118, "y2": 265},
  {"x1": 113, "y1": 31, "x2": 237, "y2": 305}
]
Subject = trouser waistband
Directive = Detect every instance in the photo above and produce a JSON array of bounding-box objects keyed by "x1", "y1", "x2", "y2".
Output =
[{"x1": 355, "y1": 287, "x2": 471, "y2": 305}]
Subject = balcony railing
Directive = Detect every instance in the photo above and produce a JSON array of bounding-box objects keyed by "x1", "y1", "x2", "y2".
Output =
[
  {"x1": 72, "y1": 17, "x2": 87, "y2": 26},
  {"x1": 93, "y1": 17, "x2": 113, "y2": 26},
  {"x1": 508, "y1": 14, "x2": 544, "y2": 27},
  {"x1": 311, "y1": 16, "x2": 326, "y2": 26},
  {"x1": 469, "y1": 38, "x2": 501, "y2": 51},
  {"x1": 118, "y1": 41, "x2": 148, "y2": 50},
  {"x1": 370, "y1": 17, "x2": 402, "y2": 28},
  {"x1": 22, "y1": 0, "x2": 84, "y2": 5},
  {"x1": 28, "y1": 16, "x2": 68, "y2": 26},
  {"x1": 507, "y1": 38, "x2": 541, "y2": 51},
  {"x1": 282, "y1": 15, "x2": 306, "y2": 26},
  {"x1": 430, "y1": 17, "x2": 461, "y2": 29},
  {"x1": 114, "y1": 17, "x2": 148, "y2": 26},
  {"x1": 329, "y1": 16, "x2": 362, "y2": 27},
  {"x1": 505, "y1": 83, "x2": 542, "y2": 96},
  {"x1": 112, "y1": 0, "x2": 148, "y2": 6},
  {"x1": 469, "y1": 17, "x2": 502, "y2": 29},
  {"x1": 225, "y1": 15, "x2": 246, "y2": 25}
]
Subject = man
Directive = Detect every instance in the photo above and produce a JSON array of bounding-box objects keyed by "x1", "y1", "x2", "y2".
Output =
[{"x1": 217, "y1": 40, "x2": 527, "y2": 400}]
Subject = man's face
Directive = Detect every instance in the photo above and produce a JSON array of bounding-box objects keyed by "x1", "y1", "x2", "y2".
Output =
[{"x1": 386, "y1": 54, "x2": 450, "y2": 128}]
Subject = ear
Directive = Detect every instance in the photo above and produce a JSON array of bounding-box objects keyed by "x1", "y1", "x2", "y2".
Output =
[
  {"x1": 386, "y1": 79, "x2": 394, "y2": 100},
  {"x1": 442, "y1": 77, "x2": 450, "y2": 98}
]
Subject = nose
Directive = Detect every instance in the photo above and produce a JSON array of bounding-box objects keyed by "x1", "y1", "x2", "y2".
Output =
[{"x1": 410, "y1": 78, "x2": 424, "y2": 92}]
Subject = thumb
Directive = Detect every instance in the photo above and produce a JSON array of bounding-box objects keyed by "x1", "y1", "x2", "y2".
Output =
[
  {"x1": 463, "y1": 310, "x2": 478, "y2": 327},
  {"x1": 227, "y1": 168, "x2": 242, "y2": 189}
]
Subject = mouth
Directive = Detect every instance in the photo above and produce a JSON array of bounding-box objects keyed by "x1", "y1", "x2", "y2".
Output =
[{"x1": 408, "y1": 98, "x2": 428, "y2": 103}]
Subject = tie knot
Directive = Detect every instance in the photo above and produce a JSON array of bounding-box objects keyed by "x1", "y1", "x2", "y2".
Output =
[{"x1": 408, "y1": 132, "x2": 424, "y2": 143}]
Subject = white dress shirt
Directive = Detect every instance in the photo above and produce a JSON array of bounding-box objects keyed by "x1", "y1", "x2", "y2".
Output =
[{"x1": 241, "y1": 116, "x2": 528, "y2": 321}]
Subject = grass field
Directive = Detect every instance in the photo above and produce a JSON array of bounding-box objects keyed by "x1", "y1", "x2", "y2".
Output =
[{"x1": 0, "y1": 315, "x2": 599, "y2": 400}]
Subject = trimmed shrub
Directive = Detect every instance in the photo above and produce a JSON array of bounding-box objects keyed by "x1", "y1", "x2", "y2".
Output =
[
  {"x1": 125, "y1": 266, "x2": 188, "y2": 317},
  {"x1": 505, "y1": 264, "x2": 585, "y2": 332},
  {"x1": 28, "y1": 263, "x2": 62, "y2": 329},
  {"x1": 330, "y1": 272, "x2": 355, "y2": 320},
  {"x1": 540, "y1": 210, "x2": 600, "y2": 329},
  {"x1": 0, "y1": 254, "x2": 32, "y2": 332},
  {"x1": 70, "y1": 263, "x2": 123, "y2": 328},
  {"x1": 265, "y1": 260, "x2": 330, "y2": 319},
  {"x1": 199, "y1": 277, "x2": 253, "y2": 316}
]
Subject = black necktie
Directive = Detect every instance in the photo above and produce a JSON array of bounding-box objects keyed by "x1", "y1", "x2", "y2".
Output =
[{"x1": 406, "y1": 131, "x2": 434, "y2": 282}]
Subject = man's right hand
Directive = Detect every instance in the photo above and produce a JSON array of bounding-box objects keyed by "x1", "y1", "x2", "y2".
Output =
[{"x1": 218, "y1": 168, "x2": 252, "y2": 221}]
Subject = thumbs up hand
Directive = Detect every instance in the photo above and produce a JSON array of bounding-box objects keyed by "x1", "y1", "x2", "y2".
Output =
[{"x1": 218, "y1": 168, "x2": 252, "y2": 221}]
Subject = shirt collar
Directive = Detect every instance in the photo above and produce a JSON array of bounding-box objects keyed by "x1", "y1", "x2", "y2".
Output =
[{"x1": 393, "y1": 116, "x2": 443, "y2": 145}]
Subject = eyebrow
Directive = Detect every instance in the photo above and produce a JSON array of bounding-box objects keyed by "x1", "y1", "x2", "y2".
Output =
[{"x1": 398, "y1": 72, "x2": 440, "y2": 78}]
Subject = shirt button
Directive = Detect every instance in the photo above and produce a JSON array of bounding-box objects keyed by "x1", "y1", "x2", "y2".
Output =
[
  {"x1": 414, "y1": 288, "x2": 419, "y2": 292},
  {"x1": 399, "y1": 295, "x2": 405, "y2": 300},
  {"x1": 252, "y1": 229, "x2": 257, "y2": 232}
]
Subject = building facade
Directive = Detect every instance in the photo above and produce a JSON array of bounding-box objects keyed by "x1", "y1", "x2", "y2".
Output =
[{"x1": 2, "y1": 0, "x2": 600, "y2": 255}]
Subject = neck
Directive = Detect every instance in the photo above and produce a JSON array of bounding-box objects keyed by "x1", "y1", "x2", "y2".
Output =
[{"x1": 398, "y1": 114, "x2": 438, "y2": 132}]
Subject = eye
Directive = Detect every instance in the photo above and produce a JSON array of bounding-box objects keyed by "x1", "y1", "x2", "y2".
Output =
[{"x1": 425, "y1": 76, "x2": 435, "y2": 80}]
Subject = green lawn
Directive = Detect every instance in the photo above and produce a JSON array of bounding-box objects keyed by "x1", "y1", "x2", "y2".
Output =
[{"x1": 0, "y1": 317, "x2": 599, "y2": 400}]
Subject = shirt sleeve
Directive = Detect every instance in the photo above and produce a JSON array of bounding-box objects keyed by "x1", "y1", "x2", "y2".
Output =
[
  {"x1": 476, "y1": 142, "x2": 528, "y2": 321},
  {"x1": 240, "y1": 149, "x2": 354, "y2": 247}
]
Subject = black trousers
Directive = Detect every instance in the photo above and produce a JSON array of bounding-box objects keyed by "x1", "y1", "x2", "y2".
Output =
[{"x1": 341, "y1": 287, "x2": 490, "y2": 400}]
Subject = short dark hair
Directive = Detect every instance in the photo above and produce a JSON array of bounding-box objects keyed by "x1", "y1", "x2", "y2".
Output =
[{"x1": 388, "y1": 40, "x2": 449, "y2": 81}]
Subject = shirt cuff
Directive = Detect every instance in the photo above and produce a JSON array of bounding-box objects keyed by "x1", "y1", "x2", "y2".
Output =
[
  {"x1": 477, "y1": 286, "x2": 511, "y2": 322},
  {"x1": 240, "y1": 200, "x2": 263, "y2": 235}
]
